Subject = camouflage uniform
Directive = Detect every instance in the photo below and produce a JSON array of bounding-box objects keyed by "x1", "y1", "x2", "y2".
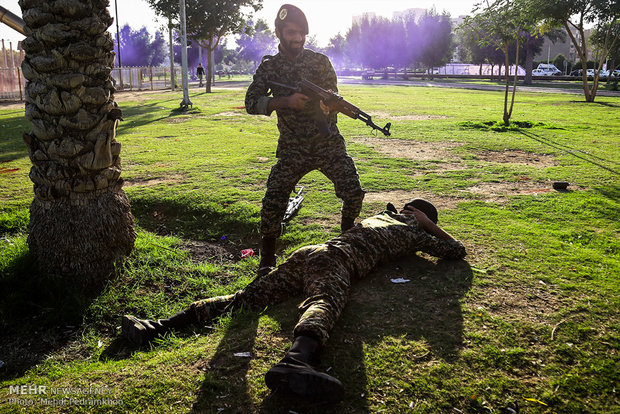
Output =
[
  {"x1": 245, "y1": 47, "x2": 365, "y2": 238},
  {"x1": 190, "y1": 211, "x2": 466, "y2": 345}
]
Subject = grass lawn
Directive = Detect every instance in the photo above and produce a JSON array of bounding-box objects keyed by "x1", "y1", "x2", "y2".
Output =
[{"x1": 0, "y1": 83, "x2": 618, "y2": 413}]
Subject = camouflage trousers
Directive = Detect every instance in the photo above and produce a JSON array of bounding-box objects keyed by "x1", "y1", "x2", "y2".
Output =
[
  {"x1": 190, "y1": 244, "x2": 351, "y2": 345},
  {"x1": 261, "y1": 137, "x2": 365, "y2": 238}
]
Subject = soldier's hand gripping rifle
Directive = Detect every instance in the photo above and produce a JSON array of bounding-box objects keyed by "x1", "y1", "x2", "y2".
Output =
[{"x1": 267, "y1": 79, "x2": 391, "y2": 137}]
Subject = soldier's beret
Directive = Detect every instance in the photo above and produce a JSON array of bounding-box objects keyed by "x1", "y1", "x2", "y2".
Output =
[
  {"x1": 404, "y1": 198, "x2": 438, "y2": 224},
  {"x1": 275, "y1": 4, "x2": 308, "y2": 35}
]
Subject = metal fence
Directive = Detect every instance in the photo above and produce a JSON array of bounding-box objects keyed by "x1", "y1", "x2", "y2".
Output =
[
  {"x1": 111, "y1": 66, "x2": 182, "y2": 92},
  {"x1": 0, "y1": 67, "x2": 25, "y2": 100},
  {"x1": 0, "y1": 66, "x2": 182, "y2": 101}
]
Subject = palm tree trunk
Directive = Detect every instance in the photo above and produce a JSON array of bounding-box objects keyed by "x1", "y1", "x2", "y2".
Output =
[{"x1": 20, "y1": 0, "x2": 136, "y2": 285}]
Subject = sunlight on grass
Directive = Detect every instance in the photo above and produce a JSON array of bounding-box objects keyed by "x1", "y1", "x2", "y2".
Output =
[{"x1": 0, "y1": 84, "x2": 618, "y2": 413}]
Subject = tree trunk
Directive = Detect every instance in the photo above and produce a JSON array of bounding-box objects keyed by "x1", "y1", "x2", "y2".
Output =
[
  {"x1": 502, "y1": 42, "x2": 511, "y2": 126},
  {"x1": 524, "y1": 36, "x2": 534, "y2": 85},
  {"x1": 20, "y1": 0, "x2": 136, "y2": 286},
  {"x1": 563, "y1": 22, "x2": 594, "y2": 102},
  {"x1": 507, "y1": 39, "x2": 520, "y2": 123},
  {"x1": 168, "y1": 17, "x2": 175, "y2": 91},
  {"x1": 206, "y1": 44, "x2": 214, "y2": 93}
]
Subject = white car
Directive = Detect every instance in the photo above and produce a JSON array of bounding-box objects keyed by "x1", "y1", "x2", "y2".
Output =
[
  {"x1": 536, "y1": 63, "x2": 562, "y2": 76},
  {"x1": 533, "y1": 68, "x2": 556, "y2": 76}
]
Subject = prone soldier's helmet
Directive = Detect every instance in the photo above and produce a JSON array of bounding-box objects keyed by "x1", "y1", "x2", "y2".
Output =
[
  {"x1": 275, "y1": 4, "x2": 309, "y2": 35},
  {"x1": 404, "y1": 199, "x2": 438, "y2": 224}
]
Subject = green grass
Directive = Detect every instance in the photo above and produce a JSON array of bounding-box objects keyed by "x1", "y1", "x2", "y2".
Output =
[{"x1": 0, "y1": 84, "x2": 618, "y2": 413}]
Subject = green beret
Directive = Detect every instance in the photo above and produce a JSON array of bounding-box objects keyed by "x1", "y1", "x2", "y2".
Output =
[{"x1": 275, "y1": 4, "x2": 308, "y2": 34}]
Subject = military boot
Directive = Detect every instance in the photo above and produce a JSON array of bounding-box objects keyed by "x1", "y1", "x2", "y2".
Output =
[
  {"x1": 265, "y1": 335, "x2": 344, "y2": 403},
  {"x1": 258, "y1": 236, "x2": 277, "y2": 276},
  {"x1": 121, "y1": 308, "x2": 197, "y2": 346},
  {"x1": 340, "y1": 217, "x2": 355, "y2": 233}
]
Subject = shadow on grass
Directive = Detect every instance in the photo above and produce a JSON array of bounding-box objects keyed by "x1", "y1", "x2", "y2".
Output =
[
  {"x1": 186, "y1": 255, "x2": 472, "y2": 413},
  {"x1": 579, "y1": 101, "x2": 620, "y2": 108},
  {"x1": 129, "y1": 194, "x2": 261, "y2": 245},
  {"x1": 0, "y1": 254, "x2": 106, "y2": 380},
  {"x1": 115, "y1": 100, "x2": 202, "y2": 134},
  {"x1": 0, "y1": 114, "x2": 30, "y2": 162},
  {"x1": 519, "y1": 130, "x2": 619, "y2": 175},
  {"x1": 191, "y1": 312, "x2": 263, "y2": 413}
]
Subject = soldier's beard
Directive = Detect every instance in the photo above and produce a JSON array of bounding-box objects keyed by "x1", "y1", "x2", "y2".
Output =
[{"x1": 281, "y1": 39, "x2": 304, "y2": 57}]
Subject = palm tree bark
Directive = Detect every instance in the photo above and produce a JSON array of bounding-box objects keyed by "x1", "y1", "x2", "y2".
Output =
[{"x1": 19, "y1": 0, "x2": 136, "y2": 285}]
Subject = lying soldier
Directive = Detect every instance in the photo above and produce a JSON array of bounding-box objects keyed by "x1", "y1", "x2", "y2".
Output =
[{"x1": 121, "y1": 199, "x2": 467, "y2": 403}]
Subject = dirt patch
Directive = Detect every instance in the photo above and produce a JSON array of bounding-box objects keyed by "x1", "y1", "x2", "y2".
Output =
[
  {"x1": 351, "y1": 138, "x2": 463, "y2": 161},
  {"x1": 477, "y1": 150, "x2": 558, "y2": 167},
  {"x1": 124, "y1": 174, "x2": 186, "y2": 188},
  {"x1": 181, "y1": 240, "x2": 239, "y2": 263},
  {"x1": 464, "y1": 180, "x2": 578, "y2": 203},
  {"x1": 165, "y1": 117, "x2": 191, "y2": 124},
  {"x1": 371, "y1": 111, "x2": 448, "y2": 121},
  {"x1": 214, "y1": 111, "x2": 246, "y2": 117},
  {"x1": 476, "y1": 282, "x2": 564, "y2": 325},
  {"x1": 363, "y1": 190, "x2": 463, "y2": 210}
]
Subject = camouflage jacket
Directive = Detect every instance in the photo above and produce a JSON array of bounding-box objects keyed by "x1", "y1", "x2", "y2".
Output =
[
  {"x1": 324, "y1": 211, "x2": 467, "y2": 280},
  {"x1": 245, "y1": 47, "x2": 341, "y2": 156}
]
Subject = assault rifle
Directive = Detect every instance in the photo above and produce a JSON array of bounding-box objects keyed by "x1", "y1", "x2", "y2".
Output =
[
  {"x1": 282, "y1": 186, "x2": 305, "y2": 223},
  {"x1": 267, "y1": 79, "x2": 391, "y2": 137}
]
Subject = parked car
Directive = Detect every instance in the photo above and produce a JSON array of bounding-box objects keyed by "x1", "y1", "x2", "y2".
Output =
[
  {"x1": 536, "y1": 63, "x2": 562, "y2": 76},
  {"x1": 361, "y1": 69, "x2": 375, "y2": 80},
  {"x1": 585, "y1": 69, "x2": 608, "y2": 79},
  {"x1": 532, "y1": 69, "x2": 546, "y2": 76}
]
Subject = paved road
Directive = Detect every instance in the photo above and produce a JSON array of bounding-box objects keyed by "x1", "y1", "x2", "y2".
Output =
[
  {"x1": 212, "y1": 77, "x2": 620, "y2": 97},
  {"x1": 338, "y1": 76, "x2": 620, "y2": 97}
]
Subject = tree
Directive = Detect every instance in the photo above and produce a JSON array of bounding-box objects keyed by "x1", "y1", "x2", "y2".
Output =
[
  {"x1": 19, "y1": 0, "x2": 136, "y2": 284},
  {"x1": 325, "y1": 33, "x2": 347, "y2": 70},
  {"x1": 235, "y1": 19, "x2": 277, "y2": 71},
  {"x1": 553, "y1": 53, "x2": 567, "y2": 73},
  {"x1": 184, "y1": 0, "x2": 263, "y2": 92},
  {"x1": 458, "y1": 19, "x2": 507, "y2": 77},
  {"x1": 417, "y1": 10, "x2": 454, "y2": 73},
  {"x1": 116, "y1": 25, "x2": 168, "y2": 67},
  {"x1": 344, "y1": 16, "x2": 409, "y2": 71},
  {"x1": 467, "y1": 0, "x2": 531, "y2": 125},
  {"x1": 304, "y1": 35, "x2": 326, "y2": 54},
  {"x1": 590, "y1": 20, "x2": 620, "y2": 76},
  {"x1": 144, "y1": 0, "x2": 179, "y2": 90},
  {"x1": 526, "y1": 0, "x2": 620, "y2": 101},
  {"x1": 403, "y1": 15, "x2": 422, "y2": 71}
]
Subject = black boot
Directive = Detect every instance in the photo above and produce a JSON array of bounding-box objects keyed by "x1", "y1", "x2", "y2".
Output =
[
  {"x1": 121, "y1": 308, "x2": 197, "y2": 346},
  {"x1": 258, "y1": 236, "x2": 277, "y2": 276},
  {"x1": 265, "y1": 335, "x2": 344, "y2": 403},
  {"x1": 341, "y1": 217, "x2": 355, "y2": 233}
]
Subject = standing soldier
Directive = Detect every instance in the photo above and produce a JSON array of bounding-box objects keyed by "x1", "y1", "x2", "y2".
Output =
[
  {"x1": 122, "y1": 199, "x2": 467, "y2": 403},
  {"x1": 196, "y1": 62, "x2": 205, "y2": 87},
  {"x1": 245, "y1": 4, "x2": 365, "y2": 274}
]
